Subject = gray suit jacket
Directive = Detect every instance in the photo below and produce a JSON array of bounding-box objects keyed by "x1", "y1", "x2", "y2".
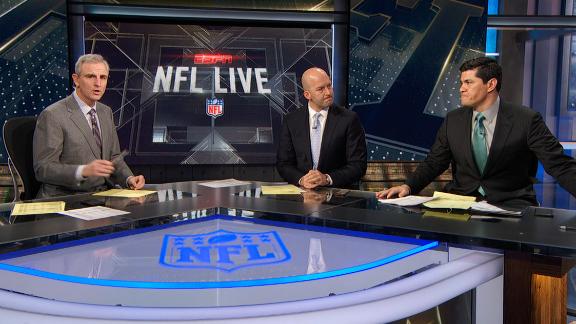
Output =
[{"x1": 33, "y1": 95, "x2": 133, "y2": 198}]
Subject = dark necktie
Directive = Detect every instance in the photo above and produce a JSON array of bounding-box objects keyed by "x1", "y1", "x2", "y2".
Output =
[{"x1": 88, "y1": 109, "x2": 102, "y2": 157}]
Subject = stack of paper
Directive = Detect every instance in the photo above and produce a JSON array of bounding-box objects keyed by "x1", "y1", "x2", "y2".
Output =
[
  {"x1": 93, "y1": 189, "x2": 156, "y2": 198},
  {"x1": 378, "y1": 196, "x2": 436, "y2": 207},
  {"x1": 423, "y1": 192, "x2": 476, "y2": 210},
  {"x1": 59, "y1": 206, "x2": 130, "y2": 221},
  {"x1": 471, "y1": 201, "x2": 522, "y2": 216},
  {"x1": 261, "y1": 185, "x2": 305, "y2": 195},
  {"x1": 198, "y1": 179, "x2": 251, "y2": 188},
  {"x1": 11, "y1": 201, "x2": 66, "y2": 216}
]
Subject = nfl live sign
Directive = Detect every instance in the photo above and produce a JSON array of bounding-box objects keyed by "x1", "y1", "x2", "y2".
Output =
[{"x1": 206, "y1": 98, "x2": 224, "y2": 118}]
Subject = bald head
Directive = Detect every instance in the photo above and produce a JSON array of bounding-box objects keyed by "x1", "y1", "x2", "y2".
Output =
[
  {"x1": 301, "y1": 67, "x2": 330, "y2": 90},
  {"x1": 301, "y1": 67, "x2": 333, "y2": 111}
]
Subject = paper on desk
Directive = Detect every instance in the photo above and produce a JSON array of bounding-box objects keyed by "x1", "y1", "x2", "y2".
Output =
[
  {"x1": 59, "y1": 206, "x2": 130, "y2": 221},
  {"x1": 378, "y1": 195, "x2": 436, "y2": 206},
  {"x1": 198, "y1": 179, "x2": 251, "y2": 188},
  {"x1": 471, "y1": 201, "x2": 522, "y2": 216},
  {"x1": 423, "y1": 191, "x2": 476, "y2": 209},
  {"x1": 423, "y1": 210, "x2": 471, "y2": 221},
  {"x1": 261, "y1": 185, "x2": 305, "y2": 195},
  {"x1": 92, "y1": 189, "x2": 156, "y2": 198},
  {"x1": 12, "y1": 201, "x2": 65, "y2": 215}
]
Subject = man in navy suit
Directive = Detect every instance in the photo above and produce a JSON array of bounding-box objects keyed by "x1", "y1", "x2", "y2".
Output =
[
  {"x1": 378, "y1": 57, "x2": 576, "y2": 207},
  {"x1": 277, "y1": 67, "x2": 367, "y2": 189}
]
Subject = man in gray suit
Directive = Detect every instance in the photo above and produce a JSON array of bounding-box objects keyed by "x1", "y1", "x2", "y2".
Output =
[{"x1": 33, "y1": 54, "x2": 145, "y2": 198}]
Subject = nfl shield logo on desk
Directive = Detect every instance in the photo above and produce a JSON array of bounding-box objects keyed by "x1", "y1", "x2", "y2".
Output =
[
  {"x1": 206, "y1": 98, "x2": 224, "y2": 118},
  {"x1": 159, "y1": 229, "x2": 291, "y2": 271}
]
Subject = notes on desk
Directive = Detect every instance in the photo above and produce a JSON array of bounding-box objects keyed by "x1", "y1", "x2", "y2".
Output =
[
  {"x1": 93, "y1": 189, "x2": 156, "y2": 198},
  {"x1": 423, "y1": 192, "x2": 476, "y2": 210},
  {"x1": 423, "y1": 210, "x2": 471, "y2": 221},
  {"x1": 378, "y1": 196, "x2": 436, "y2": 207},
  {"x1": 199, "y1": 179, "x2": 251, "y2": 188},
  {"x1": 261, "y1": 185, "x2": 305, "y2": 195},
  {"x1": 12, "y1": 201, "x2": 65, "y2": 215},
  {"x1": 59, "y1": 206, "x2": 130, "y2": 221},
  {"x1": 471, "y1": 201, "x2": 522, "y2": 216}
]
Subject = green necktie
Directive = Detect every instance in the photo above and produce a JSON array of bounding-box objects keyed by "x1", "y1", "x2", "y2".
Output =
[{"x1": 472, "y1": 113, "x2": 487, "y2": 195}]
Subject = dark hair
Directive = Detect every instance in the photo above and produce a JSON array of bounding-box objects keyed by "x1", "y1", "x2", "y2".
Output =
[{"x1": 459, "y1": 57, "x2": 502, "y2": 92}]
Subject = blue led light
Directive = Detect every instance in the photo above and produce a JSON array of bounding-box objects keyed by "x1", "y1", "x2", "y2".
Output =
[{"x1": 0, "y1": 241, "x2": 438, "y2": 289}]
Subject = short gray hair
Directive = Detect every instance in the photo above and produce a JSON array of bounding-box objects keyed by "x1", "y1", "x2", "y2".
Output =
[{"x1": 74, "y1": 54, "x2": 109, "y2": 75}]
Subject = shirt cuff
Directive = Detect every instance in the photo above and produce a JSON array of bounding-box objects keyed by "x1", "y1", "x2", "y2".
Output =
[
  {"x1": 126, "y1": 176, "x2": 133, "y2": 188},
  {"x1": 75, "y1": 165, "x2": 86, "y2": 182},
  {"x1": 326, "y1": 174, "x2": 333, "y2": 186}
]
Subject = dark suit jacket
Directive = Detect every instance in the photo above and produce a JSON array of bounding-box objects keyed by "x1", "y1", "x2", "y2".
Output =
[
  {"x1": 33, "y1": 95, "x2": 134, "y2": 198},
  {"x1": 406, "y1": 101, "x2": 576, "y2": 207},
  {"x1": 277, "y1": 105, "x2": 367, "y2": 189}
]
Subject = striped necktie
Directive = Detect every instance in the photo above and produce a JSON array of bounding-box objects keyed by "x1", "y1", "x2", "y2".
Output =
[
  {"x1": 88, "y1": 109, "x2": 102, "y2": 157},
  {"x1": 311, "y1": 112, "x2": 322, "y2": 170}
]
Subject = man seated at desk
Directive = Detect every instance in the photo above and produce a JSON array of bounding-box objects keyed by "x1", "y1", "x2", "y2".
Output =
[
  {"x1": 33, "y1": 54, "x2": 145, "y2": 198},
  {"x1": 377, "y1": 57, "x2": 576, "y2": 208},
  {"x1": 276, "y1": 67, "x2": 367, "y2": 190}
]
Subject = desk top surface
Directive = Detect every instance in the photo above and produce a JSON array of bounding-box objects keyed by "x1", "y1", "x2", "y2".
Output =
[{"x1": 0, "y1": 181, "x2": 575, "y2": 258}]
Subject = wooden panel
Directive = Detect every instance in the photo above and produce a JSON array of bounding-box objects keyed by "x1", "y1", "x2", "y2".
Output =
[{"x1": 504, "y1": 251, "x2": 572, "y2": 324}]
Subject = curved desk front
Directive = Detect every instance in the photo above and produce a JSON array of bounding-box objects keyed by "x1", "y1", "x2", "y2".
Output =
[{"x1": 0, "y1": 182, "x2": 573, "y2": 323}]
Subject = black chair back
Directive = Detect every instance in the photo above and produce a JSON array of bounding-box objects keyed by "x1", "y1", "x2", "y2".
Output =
[{"x1": 3, "y1": 116, "x2": 40, "y2": 200}]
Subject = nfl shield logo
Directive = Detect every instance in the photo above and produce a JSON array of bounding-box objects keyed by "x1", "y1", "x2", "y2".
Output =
[
  {"x1": 159, "y1": 229, "x2": 291, "y2": 271},
  {"x1": 206, "y1": 98, "x2": 224, "y2": 118}
]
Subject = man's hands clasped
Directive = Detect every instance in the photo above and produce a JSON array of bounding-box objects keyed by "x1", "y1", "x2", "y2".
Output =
[{"x1": 300, "y1": 170, "x2": 329, "y2": 189}]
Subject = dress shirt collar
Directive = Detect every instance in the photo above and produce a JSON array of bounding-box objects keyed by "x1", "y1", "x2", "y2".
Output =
[
  {"x1": 308, "y1": 104, "x2": 329, "y2": 119},
  {"x1": 473, "y1": 96, "x2": 499, "y2": 123},
  {"x1": 73, "y1": 90, "x2": 97, "y2": 115}
]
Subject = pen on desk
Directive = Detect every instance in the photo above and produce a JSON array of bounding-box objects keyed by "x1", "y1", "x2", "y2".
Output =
[
  {"x1": 111, "y1": 150, "x2": 129, "y2": 165},
  {"x1": 559, "y1": 225, "x2": 576, "y2": 231}
]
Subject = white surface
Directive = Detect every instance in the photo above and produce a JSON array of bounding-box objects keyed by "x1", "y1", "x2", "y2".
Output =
[
  {"x1": 59, "y1": 206, "x2": 130, "y2": 220},
  {"x1": 0, "y1": 252, "x2": 502, "y2": 323},
  {"x1": 471, "y1": 201, "x2": 521, "y2": 216},
  {"x1": 198, "y1": 179, "x2": 252, "y2": 188},
  {"x1": 378, "y1": 195, "x2": 436, "y2": 206}
]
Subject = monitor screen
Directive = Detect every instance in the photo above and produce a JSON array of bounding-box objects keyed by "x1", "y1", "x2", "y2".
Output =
[{"x1": 84, "y1": 21, "x2": 332, "y2": 164}]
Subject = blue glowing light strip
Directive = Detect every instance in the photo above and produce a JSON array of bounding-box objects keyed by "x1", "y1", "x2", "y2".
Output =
[
  {"x1": 0, "y1": 241, "x2": 438, "y2": 289},
  {"x1": 486, "y1": 0, "x2": 499, "y2": 53},
  {"x1": 0, "y1": 214, "x2": 436, "y2": 261}
]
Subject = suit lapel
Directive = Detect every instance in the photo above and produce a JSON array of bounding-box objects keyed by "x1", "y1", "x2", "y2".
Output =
[
  {"x1": 96, "y1": 104, "x2": 110, "y2": 160},
  {"x1": 484, "y1": 102, "x2": 513, "y2": 175},
  {"x1": 461, "y1": 108, "x2": 478, "y2": 174},
  {"x1": 66, "y1": 96, "x2": 101, "y2": 159},
  {"x1": 318, "y1": 105, "x2": 339, "y2": 169},
  {"x1": 300, "y1": 108, "x2": 313, "y2": 170}
]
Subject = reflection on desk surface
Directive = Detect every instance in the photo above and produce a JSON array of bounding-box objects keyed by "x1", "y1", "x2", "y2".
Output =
[{"x1": 0, "y1": 189, "x2": 196, "y2": 224}]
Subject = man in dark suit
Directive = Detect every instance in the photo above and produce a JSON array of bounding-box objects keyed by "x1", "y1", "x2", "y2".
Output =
[
  {"x1": 277, "y1": 67, "x2": 367, "y2": 189},
  {"x1": 33, "y1": 54, "x2": 145, "y2": 198},
  {"x1": 377, "y1": 57, "x2": 576, "y2": 207}
]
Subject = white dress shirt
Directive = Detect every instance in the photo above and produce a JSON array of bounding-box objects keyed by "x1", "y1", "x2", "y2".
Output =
[{"x1": 299, "y1": 105, "x2": 333, "y2": 186}]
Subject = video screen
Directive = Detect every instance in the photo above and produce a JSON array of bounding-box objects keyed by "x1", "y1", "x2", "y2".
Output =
[
  {"x1": 84, "y1": 21, "x2": 332, "y2": 164},
  {"x1": 349, "y1": 0, "x2": 487, "y2": 161}
]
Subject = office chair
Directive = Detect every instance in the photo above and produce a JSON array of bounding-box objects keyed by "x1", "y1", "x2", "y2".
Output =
[{"x1": 3, "y1": 116, "x2": 40, "y2": 201}]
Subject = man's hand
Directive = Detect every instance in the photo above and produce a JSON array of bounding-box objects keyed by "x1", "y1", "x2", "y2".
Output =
[
  {"x1": 82, "y1": 160, "x2": 115, "y2": 177},
  {"x1": 300, "y1": 170, "x2": 329, "y2": 189},
  {"x1": 376, "y1": 184, "x2": 411, "y2": 199},
  {"x1": 302, "y1": 190, "x2": 329, "y2": 204},
  {"x1": 127, "y1": 175, "x2": 145, "y2": 190}
]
